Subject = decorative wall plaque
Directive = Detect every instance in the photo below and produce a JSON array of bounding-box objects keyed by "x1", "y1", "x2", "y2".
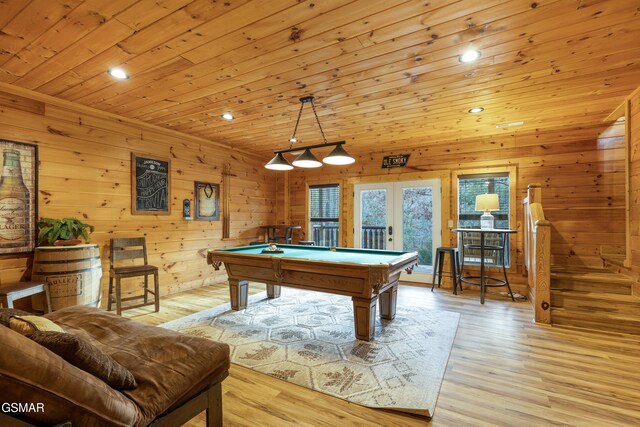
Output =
[
  {"x1": 0, "y1": 139, "x2": 38, "y2": 254},
  {"x1": 194, "y1": 181, "x2": 220, "y2": 221},
  {"x1": 382, "y1": 154, "x2": 410, "y2": 169},
  {"x1": 131, "y1": 153, "x2": 171, "y2": 215}
]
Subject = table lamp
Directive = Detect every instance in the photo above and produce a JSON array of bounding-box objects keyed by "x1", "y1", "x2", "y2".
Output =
[{"x1": 475, "y1": 194, "x2": 499, "y2": 229}]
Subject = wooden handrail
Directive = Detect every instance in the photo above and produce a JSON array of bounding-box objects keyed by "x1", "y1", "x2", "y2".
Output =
[{"x1": 523, "y1": 184, "x2": 551, "y2": 324}]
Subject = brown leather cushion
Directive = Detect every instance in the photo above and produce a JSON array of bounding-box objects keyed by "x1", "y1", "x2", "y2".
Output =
[
  {"x1": 27, "y1": 331, "x2": 137, "y2": 390},
  {"x1": 46, "y1": 306, "x2": 230, "y2": 427},
  {"x1": 0, "y1": 324, "x2": 139, "y2": 426},
  {"x1": 0, "y1": 308, "x2": 31, "y2": 327}
]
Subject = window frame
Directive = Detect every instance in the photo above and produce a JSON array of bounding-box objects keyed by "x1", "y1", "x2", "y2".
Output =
[
  {"x1": 306, "y1": 182, "x2": 341, "y2": 246},
  {"x1": 452, "y1": 166, "x2": 518, "y2": 272}
]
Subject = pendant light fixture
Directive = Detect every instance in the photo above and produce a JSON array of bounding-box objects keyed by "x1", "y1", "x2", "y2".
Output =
[
  {"x1": 292, "y1": 148, "x2": 322, "y2": 168},
  {"x1": 265, "y1": 152, "x2": 293, "y2": 170},
  {"x1": 265, "y1": 96, "x2": 355, "y2": 170},
  {"x1": 323, "y1": 143, "x2": 356, "y2": 165}
]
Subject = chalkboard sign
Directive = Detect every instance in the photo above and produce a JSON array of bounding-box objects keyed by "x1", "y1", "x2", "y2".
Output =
[{"x1": 131, "y1": 153, "x2": 171, "y2": 215}]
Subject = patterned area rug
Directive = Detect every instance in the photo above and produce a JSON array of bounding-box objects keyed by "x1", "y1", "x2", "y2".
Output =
[{"x1": 161, "y1": 288, "x2": 459, "y2": 417}]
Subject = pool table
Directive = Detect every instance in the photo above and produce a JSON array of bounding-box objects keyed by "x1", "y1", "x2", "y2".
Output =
[{"x1": 207, "y1": 244, "x2": 418, "y2": 341}]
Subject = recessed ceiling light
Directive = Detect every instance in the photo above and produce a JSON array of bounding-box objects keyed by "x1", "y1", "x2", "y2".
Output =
[
  {"x1": 468, "y1": 107, "x2": 484, "y2": 113},
  {"x1": 107, "y1": 68, "x2": 129, "y2": 79},
  {"x1": 221, "y1": 112, "x2": 234, "y2": 121},
  {"x1": 496, "y1": 121, "x2": 524, "y2": 128},
  {"x1": 459, "y1": 50, "x2": 481, "y2": 63}
]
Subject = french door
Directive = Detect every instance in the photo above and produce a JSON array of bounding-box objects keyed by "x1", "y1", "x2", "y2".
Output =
[{"x1": 354, "y1": 179, "x2": 441, "y2": 283}]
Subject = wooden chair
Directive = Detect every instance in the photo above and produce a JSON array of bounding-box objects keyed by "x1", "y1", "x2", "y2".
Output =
[
  {"x1": 458, "y1": 228, "x2": 502, "y2": 265},
  {"x1": 108, "y1": 237, "x2": 159, "y2": 315}
]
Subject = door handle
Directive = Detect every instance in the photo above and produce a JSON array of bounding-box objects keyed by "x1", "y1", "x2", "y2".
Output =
[{"x1": 388, "y1": 226, "x2": 393, "y2": 235}]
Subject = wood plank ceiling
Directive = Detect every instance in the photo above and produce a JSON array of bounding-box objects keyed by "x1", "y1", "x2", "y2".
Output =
[{"x1": 1, "y1": 0, "x2": 639, "y2": 159}]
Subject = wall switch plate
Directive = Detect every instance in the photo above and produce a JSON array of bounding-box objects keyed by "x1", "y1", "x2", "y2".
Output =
[{"x1": 448, "y1": 219, "x2": 454, "y2": 228}]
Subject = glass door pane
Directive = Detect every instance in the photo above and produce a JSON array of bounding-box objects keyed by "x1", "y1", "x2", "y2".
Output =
[
  {"x1": 400, "y1": 186, "x2": 433, "y2": 273},
  {"x1": 360, "y1": 189, "x2": 388, "y2": 249},
  {"x1": 393, "y1": 180, "x2": 441, "y2": 278}
]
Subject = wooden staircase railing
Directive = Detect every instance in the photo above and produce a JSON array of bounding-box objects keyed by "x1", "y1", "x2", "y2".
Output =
[{"x1": 523, "y1": 183, "x2": 551, "y2": 323}]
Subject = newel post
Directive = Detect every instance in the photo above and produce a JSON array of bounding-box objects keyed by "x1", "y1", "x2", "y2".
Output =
[{"x1": 534, "y1": 219, "x2": 551, "y2": 324}]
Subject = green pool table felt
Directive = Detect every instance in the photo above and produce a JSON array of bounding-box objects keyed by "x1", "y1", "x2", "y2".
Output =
[{"x1": 218, "y1": 244, "x2": 410, "y2": 265}]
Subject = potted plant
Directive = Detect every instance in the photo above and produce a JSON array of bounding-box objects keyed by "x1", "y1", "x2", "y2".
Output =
[{"x1": 37, "y1": 217, "x2": 94, "y2": 246}]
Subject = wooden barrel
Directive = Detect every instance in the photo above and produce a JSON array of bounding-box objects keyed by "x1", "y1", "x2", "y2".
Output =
[{"x1": 32, "y1": 244, "x2": 102, "y2": 311}]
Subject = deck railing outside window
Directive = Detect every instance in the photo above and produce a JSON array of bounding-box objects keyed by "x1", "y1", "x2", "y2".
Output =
[
  {"x1": 311, "y1": 224, "x2": 386, "y2": 248},
  {"x1": 312, "y1": 223, "x2": 339, "y2": 247},
  {"x1": 360, "y1": 226, "x2": 386, "y2": 249}
]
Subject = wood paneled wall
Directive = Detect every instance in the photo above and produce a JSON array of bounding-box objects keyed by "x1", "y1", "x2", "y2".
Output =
[
  {"x1": 629, "y1": 86, "x2": 640, "y2": 296},
  {"x1": 288, "y1": 123, "x2": 626, "y2": 278},
  {"x1": 0, "y1": 83, "x2": 275, "y2": 303}
]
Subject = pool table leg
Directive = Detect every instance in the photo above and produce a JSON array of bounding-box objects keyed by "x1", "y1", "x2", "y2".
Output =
[
  {"x1": 352, "y1": 296, "x2": 377, "y2": 341},
  {"x1": 266, "y1": 284, "x2": 281, "y2": 299},
  {"x1": 379, "y1": 283, "x2": 398, "y2": 320},
  {"x1": 229, "y1": 279, "x2": 249, "y2": 310}
]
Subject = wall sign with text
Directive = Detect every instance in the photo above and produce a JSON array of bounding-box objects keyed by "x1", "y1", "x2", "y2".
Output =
[
  {"x1": 131, "y1": 153, "x2": 171, "y2": 215},
  {"x1": 382, "y1": 154, "x2": 410, "y2": 168}
]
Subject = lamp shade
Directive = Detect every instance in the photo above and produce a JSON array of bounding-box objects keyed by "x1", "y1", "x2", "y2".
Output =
[
  {"x1": 292, "y1": 148, "x2": 322, "y2": 168},
  {"x1": 323, "y1": 144, "x2": 355, "y2": 165},
  {"x1": 265, "y1": 152, "x2": 293, "y2": 170},
  {"x1": 475, "y1": 194, "x2": 499, "y2": 212}
]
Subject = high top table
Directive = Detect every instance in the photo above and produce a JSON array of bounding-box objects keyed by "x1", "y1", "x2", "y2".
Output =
[
  {"x1": 452, "y1": 228, "x2": 517, "y2": 304},
  {"x1": 260, "y1": 225, "x2": 301, "y2": 244}
]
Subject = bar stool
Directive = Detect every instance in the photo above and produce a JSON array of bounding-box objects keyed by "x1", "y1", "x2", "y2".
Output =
[{"x1": 431, "y1": 247, "x2": 461, "y2": 294}]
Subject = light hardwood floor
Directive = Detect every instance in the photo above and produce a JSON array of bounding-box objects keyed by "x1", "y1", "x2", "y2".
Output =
[{"x1": 126, "y1": 283, "x2": 640, "y2": 426}]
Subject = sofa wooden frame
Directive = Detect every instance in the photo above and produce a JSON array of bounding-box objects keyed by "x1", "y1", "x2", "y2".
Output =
[{"x1": 0, "y1": 371, "x2": 228, "y2": 427}]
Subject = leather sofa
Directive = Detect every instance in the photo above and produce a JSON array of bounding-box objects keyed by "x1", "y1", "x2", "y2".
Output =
[{"x1": 0, "y1": 306, "x2": 230, "y2": 426}]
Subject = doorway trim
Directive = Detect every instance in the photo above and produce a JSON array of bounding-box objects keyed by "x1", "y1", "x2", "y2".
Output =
[
  {"x1": 354, "y1": 179, "x2": 442, "y2": 284},
  {"x1": 345, "y1": 170, "x2": 451, "y2": 256}
]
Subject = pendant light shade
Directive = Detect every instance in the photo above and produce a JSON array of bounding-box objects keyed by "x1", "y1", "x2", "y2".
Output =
[
  {"x1": 265, "y1": 95, "x2": 356, "y2": 170},
  {"x1": 291, "y1": 148, "x2": 322, "y2": 168},
  {"x1": 265, "y1": 152, "x2": 294, "y2": 170},
  {"x1": 323, "y1": 144, "x2": 355, "y2": 165}
]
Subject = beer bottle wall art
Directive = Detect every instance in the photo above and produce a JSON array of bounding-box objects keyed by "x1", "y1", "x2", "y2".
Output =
[{"x1": 0, "y1": 149, "x2": 30, "y2": 248}]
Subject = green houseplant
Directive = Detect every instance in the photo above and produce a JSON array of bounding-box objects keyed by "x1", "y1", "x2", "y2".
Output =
[{"x1": 37, "y1": 217, "x2": 94, "y2": 246}]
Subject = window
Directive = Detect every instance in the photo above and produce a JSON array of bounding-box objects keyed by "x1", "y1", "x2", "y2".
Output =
[
  {"x1": 458, "y1": 173, "x2": 510, "y2": 266},
  {"x1": 309, "y1": 184, "x2": 340, "y2": 246}
]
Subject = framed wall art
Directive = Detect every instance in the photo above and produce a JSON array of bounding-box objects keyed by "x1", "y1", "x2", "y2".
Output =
[
  {"x1": 131, "y1": 153, "x2": 171, "y2": 215},
  {"x1": 0, "y1": 139, "x2": 38, "y2": 254},
  {"x1": 194, "y1": 181, "x2": 220, "y2": 221}
]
